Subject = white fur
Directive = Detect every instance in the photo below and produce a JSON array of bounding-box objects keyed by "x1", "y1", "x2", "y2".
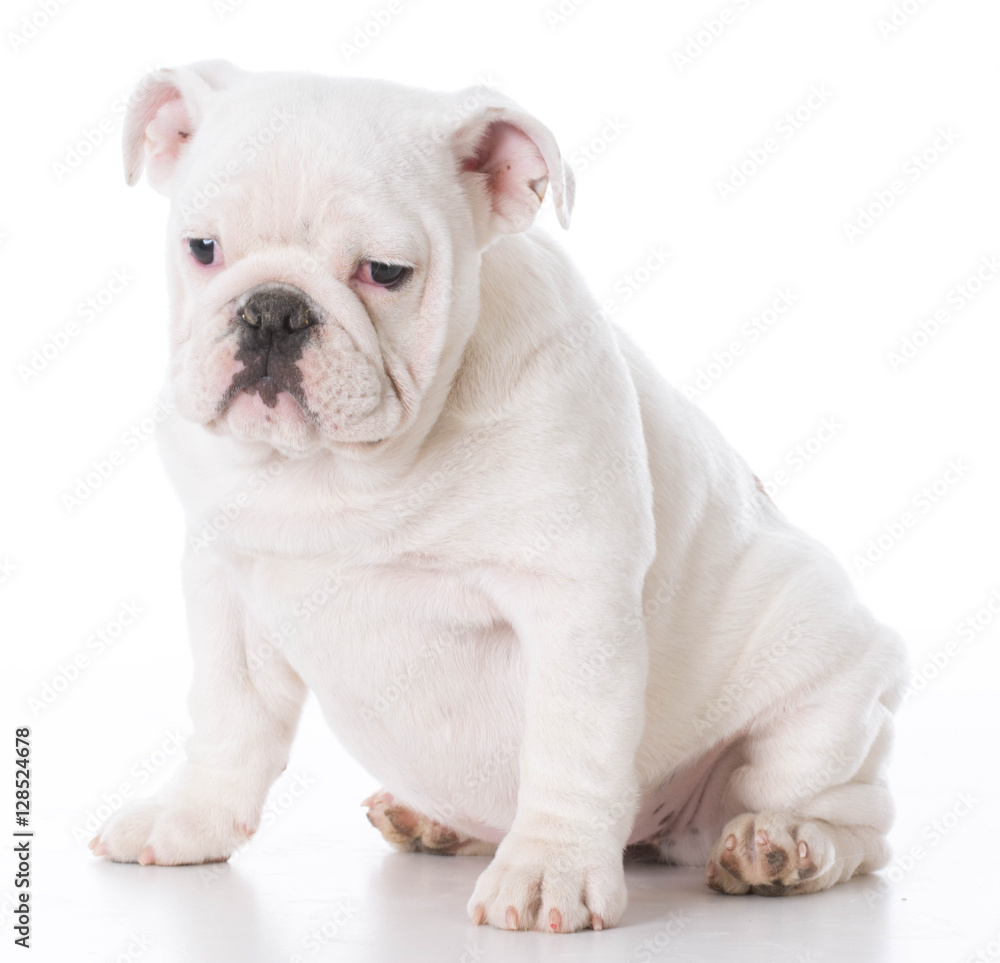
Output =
[{"x1": 93, "y1": 62, "x2": 907, "y2": 933}]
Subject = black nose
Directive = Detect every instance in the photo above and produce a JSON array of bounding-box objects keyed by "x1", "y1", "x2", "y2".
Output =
[{"x1": 238, "y1": 287, "x2": 315, "y2": 334}]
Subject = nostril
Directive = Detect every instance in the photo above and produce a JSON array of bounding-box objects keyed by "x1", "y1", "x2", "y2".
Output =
[
  {"x1": 288, "y1": 305, "x2": 313, "y2": 331},
  {"x1": 239, "y1": 305, "x2": 263, "y2": 328}
]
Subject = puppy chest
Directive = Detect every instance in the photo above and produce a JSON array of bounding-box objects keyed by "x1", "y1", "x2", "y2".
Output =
[{"x1": 239, "y1": 557, "x2": 528, "y2": 775}]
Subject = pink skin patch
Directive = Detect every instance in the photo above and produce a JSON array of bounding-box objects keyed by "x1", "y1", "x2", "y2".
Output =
[
  {"x1": 146, "y1": 97, "x2": 194, "y2": 189},
  {"x1": 627, "y1": 739, "x2": 738, "y2": 847},
  {"x1": 223, "y1": 388, "x2": 311, "y2": 435}
]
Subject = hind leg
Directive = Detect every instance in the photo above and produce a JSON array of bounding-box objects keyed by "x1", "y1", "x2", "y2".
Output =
[
  {"x1": 362, "y1": 791, "x2": 498, "y2": 857},
  {"x1": 704, "y1": 676, "x2": 899, "y2": 896}
]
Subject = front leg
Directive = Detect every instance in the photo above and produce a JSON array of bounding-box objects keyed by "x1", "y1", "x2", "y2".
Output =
[
  {"x1": 91, "y1": 552, "x2": 307, "y2": 865},
  {"x1": 467, "y1": 575, "x2": 648, "y2": 933}
]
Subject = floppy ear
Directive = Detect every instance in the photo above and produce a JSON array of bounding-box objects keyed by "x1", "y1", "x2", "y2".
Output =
[
  {"x1": 123, "y1": 60, "x2": 246, "y2": 194},
  {"x1": 454, "y1": 95, "x2": 575, "y2": 243}
]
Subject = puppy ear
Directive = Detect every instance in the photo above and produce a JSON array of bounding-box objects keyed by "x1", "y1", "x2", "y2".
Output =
[
  {"x1": 454, "y1": 96, "x2": 575, "y2": 241},
  {"x1": 123, "y1": 60, "x2": 245, "y2": 194}
]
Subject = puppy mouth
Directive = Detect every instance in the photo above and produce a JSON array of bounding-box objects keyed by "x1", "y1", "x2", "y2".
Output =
[
  {"x1": 216, "y1": 283, "x2": 319, "y2": 418},
  {"x1": 219, "y1": 361, "x2": 311, "y2": 415}
]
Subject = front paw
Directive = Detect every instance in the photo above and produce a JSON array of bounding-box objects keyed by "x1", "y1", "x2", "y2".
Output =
[
  {"x1": 89, "y1": 798, "x2": 254, "y2": 866},
  {"x1": 467, "y1": 834, "x2": 626, "y2": 933}
]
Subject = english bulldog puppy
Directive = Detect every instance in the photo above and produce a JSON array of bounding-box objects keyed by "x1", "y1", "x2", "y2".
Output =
[{"x1": 90, "y1": 60, "x2": 907, "y2": 934}]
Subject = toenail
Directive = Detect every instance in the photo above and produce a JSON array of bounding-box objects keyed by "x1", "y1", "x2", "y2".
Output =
[
  {"x1": 549, "y1": 908, "x2": 562, "y2": 932},
  {"x1": 472, "y1": 904, "x2": 485, "y2": 925},
  {"x1": 591, "y1": 913, "x2": 604, "y2": 931},
  {"x1": 798, "y1": 841, "x2": 808, "y2": 859},
  {"x1": 725, "y1": 834, "x2": 736, "y2": 850},
  {"x1": 505, "y1": 906, "x2": 518, "y2": 929}
]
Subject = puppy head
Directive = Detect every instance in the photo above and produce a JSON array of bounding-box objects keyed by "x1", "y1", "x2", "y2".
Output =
[{"x1": 123, "y1": 61, "x2": 573, "y2": 458}]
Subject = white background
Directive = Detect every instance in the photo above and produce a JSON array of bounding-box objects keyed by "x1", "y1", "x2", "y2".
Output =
[{"x1": 2, "y1": 0, "x2": 999, "y2": 961}]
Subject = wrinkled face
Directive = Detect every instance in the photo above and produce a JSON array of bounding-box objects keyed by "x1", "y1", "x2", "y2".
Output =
[
  {"x1": 125, "y1": 65, "x2": 573, "y2": 458},
  {"x1": 165, "y1": 80, "x2": 469, "y2": 457}
]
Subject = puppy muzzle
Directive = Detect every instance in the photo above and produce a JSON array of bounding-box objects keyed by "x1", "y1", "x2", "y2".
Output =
[{"x1": 222, "y1": 283, "x2": 323, "y2": 412}]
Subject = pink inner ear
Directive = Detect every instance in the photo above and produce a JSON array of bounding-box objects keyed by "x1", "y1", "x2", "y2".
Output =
[
  {"x1": 145, "y1": 96, "x2": 194, "y2": 187},
  {"x1": 466, "y1": 120, "x2": 549, "y2": 230}
]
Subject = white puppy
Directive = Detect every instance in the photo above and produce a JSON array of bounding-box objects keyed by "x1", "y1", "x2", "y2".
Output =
[{"x1": 91, "y1": 61, "x2": 907, "y2": 934}]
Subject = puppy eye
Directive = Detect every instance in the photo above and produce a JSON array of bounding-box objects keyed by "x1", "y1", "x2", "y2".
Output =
[
  {"x1": 188, "y1": 238, "x2": 218, "y2": 266},
  {"x1": 365, "y1": 261, "x2": 410, "y2": 287}
]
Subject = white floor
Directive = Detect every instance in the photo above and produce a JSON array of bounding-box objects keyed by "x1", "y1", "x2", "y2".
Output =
[{"x1": 8, "y1": 690, "x2": 998, "y2": 963}]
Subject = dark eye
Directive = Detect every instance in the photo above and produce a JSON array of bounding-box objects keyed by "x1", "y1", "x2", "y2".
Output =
[
  {"x1": 369, "y1": 261, "x2": 408, "y2": 286},
  {"x1": 188, "y1": 238, "x2": 217, "y2": 265}
]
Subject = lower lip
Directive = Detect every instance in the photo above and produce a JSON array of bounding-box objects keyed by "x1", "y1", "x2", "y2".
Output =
[{"x1": 226, "y1": 386, "x2": 308, "y2": 423}]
